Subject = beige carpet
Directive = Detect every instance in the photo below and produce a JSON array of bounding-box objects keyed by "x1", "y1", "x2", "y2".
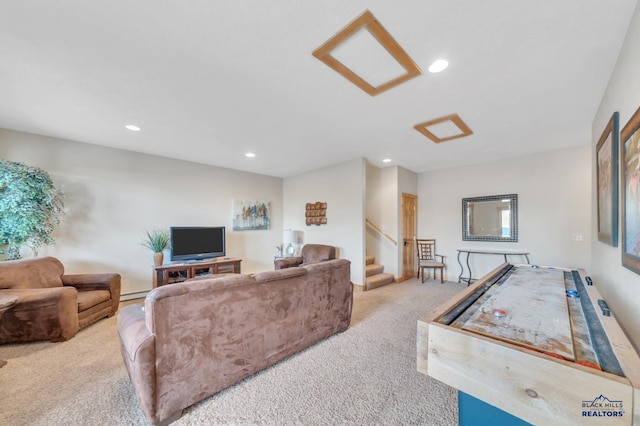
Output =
[{"x1": 0, "y1": 278, "x2": 467, "y2": 426}]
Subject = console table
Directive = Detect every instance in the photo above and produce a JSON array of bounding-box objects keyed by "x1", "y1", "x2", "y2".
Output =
[
  {"x1": 153, "y1": 258, "x2": 242, "y2": 287},
  {"x1": 457, "y1": 249, "x2": 530, "y2": 285}
]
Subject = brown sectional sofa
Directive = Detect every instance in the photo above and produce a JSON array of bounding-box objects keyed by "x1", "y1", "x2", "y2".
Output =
[
  {"x1": 117, "y1": 258, "x2": 353, "y2": 425},
  {"x1": 0, "y1": 256, "x2": 121, "y2": 343}
]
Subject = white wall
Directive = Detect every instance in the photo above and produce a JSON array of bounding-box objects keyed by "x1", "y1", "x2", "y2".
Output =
[
  {"x1": 366, "y1": 163, "x2": 399, "y2": 277},
  {"x1": 591, "y1": 1, "x2": 640, "y2": 350},
  {"x1": 364, "y1": 165, "x2": 418, "y2": 281},
  {"x1": 283, "y1": 158, "x2": 365, "y2": 286},
  {"x1": 0, "y1": 129, "x2": 283, "y2": 296},
  {"x1": 418, "y1": 145, "x2": 591, "y2": 282}
]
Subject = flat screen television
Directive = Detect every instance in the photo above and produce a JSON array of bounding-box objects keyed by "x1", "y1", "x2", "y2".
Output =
[{"x1": 170, "y1": 226, "x2": 226, "y2": 262}]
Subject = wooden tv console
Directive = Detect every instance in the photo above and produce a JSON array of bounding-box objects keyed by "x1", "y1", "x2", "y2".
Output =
[{"x1": 153, "y1": 258, "x2": 242, "y2": 287}]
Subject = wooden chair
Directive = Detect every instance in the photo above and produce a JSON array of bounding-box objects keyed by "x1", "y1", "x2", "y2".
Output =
[{"x1": 416, "y1": 239, "x2": 446, "y2": 283}]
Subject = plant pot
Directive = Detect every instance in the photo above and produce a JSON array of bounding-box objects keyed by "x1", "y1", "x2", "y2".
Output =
[{"x1": 153, "y1": 252, "x2": 163, "y2": 267}]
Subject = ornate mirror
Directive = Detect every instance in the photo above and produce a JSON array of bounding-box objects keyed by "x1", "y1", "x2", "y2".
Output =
[{"x1": 462, "y1": 194, "x2": 518, "y2": 242}]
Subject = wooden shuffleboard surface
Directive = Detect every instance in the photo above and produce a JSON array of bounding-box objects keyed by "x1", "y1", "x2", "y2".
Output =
[{"x1": 451, "y1": 267, "x2": 575, "y2": 361}]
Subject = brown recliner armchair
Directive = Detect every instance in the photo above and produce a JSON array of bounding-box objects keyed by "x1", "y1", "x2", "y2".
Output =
[
  {"x1": 274, "y1": 244, "x2": 336, "y2": 270},
  {"x1": 0, "y1": 256, "x2": 121, "y2": 343}
]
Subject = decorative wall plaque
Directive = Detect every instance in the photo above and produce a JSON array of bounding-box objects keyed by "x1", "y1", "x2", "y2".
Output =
[{"x1": 305, "y1": 202, "x2": 327, "y2": 226}]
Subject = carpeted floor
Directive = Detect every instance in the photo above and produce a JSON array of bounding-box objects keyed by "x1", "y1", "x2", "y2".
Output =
[{"x1": 0, "y1": 278, "x2": 467, "y2": 426}]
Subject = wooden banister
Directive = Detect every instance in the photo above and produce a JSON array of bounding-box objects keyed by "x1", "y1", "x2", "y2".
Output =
[{"x1": 366, "y1": 218, "x2": 397, "y2": 246}]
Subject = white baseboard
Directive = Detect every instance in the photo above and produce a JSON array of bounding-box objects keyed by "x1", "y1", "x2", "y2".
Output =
[{"x1": 120, "y1": 291, "x2": 149, "y2": 301}]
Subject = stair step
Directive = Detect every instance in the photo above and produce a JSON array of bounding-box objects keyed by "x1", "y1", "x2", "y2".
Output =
[
  {"x1": 365, "y1": 263, "x2": 384, "y2": 277},
  {"x1": 365, "y1": 255, "x2": 375, "y2": 265},
  {"x1": 366, "y1": 273, "x2": 395, "y2": 290}
]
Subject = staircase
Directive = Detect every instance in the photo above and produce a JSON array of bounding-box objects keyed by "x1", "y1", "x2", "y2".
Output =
[{"x1": 365, "y1": 255, "x2": 395, "y2": 290}]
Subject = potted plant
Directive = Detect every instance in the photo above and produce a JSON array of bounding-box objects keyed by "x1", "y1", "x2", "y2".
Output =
[
  {"x1": 142, "y1": 228, "x2": 170, "y2": 266},
  {"x1": 0, "y1": 160, "x2": 64, "y2": 260}
]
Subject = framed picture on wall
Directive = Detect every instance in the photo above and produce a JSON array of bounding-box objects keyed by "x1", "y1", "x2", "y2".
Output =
[
  {"x1": 596, "y1": 111, "x2": 619, "y2": 246},
  {"x1": 621, "y1": 106, "x2": 640, "y2": 274},
  {"x1": 232, "y1": 199, "x2": 271, "y2": 231}
]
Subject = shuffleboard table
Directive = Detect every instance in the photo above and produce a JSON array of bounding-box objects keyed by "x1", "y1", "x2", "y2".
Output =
[{"x1": 417, "y1": 263, "x2": 640, "y2": 425}]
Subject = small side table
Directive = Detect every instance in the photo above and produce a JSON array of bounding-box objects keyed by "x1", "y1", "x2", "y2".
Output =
[
  {"x1": 0, "y1": 295, "x2": 18, "y2": 368},
  {"x1": 456, "y1": 249, "x2": 530, "y2": 285}
]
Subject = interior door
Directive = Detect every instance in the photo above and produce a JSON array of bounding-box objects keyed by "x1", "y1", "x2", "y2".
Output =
[{"x1": 401, "y1": 193, "x2": 417, "y2": 281}]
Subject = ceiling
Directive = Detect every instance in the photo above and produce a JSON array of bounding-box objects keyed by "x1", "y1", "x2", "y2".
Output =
[{"x1": 0, "y1": 1, "x2": 637, "y2": 178}]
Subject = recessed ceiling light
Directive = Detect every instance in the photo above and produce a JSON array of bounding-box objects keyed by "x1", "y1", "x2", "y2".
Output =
[
  {"x1": 245, "y1": 152, "x2": 256, "y2": 158},
  {"x1": 428, "y1": 59, "x2": 448, "y2": 73},
  {"x1": 383, "y1": 158, "x2": 392, "y2": 163},
  {"x1": 125, "y1": 124, "x2": 141, "y2": 131}
]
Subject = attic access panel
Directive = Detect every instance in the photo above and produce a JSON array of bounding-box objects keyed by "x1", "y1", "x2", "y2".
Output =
[{"x1": 312, "y1": 10, "x2": 422, "y2": 96}]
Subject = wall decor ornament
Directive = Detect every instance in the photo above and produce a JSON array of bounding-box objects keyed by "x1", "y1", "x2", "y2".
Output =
[
  {"x1": 306, "y1": 202, "x2": 327, "y2": 226},
  {"x1": 232, "y1": 199, "x2": 271, "y2": 231},
  {"x1": 621, "y1": 106, "x2": 640, "y2": 274},
  {"x1": 596, "y1": 111, "x2": 619, "y2": 246}
]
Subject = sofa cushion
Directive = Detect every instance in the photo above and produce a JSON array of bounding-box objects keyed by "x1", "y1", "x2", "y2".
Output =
[
  {"x1": 76, "y1": 289, "x2": 111, "y2": 312},
  {"x1": 0, "y1": 257, "x2": 64, "y2": 289}
]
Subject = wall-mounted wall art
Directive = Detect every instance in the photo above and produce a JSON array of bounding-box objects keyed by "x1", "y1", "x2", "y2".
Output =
[
  {"x1": 232, "y1": 199, "x2": 271, "y2": 231},
  {"x1": 306, "y1": 202, "x2": 327, "y2": 226},
  {"x1": 621, "y1": 106, "x2": 640, "y2": 275},
  {"x1": 596, "y1": 111, "x2": 619, "y2": 246},
  {"x1": 462, "y1": 194, "x2": 518, "y2": 242}
]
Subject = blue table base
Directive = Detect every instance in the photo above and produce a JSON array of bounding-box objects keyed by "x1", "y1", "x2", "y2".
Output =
[{"x1": 458, "y1": 392, "x2": 531, "y2": 426}]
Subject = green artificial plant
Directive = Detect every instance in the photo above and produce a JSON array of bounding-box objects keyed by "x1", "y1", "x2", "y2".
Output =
[
  {"x1": 0, "y1": 160, "x2": 65, "y2": 260},
  {"x1": 141, "y1": 228, "x2": 170, "y2": 253}
]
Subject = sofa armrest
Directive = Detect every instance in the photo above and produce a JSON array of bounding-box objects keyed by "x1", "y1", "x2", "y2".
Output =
[
  {"x1": 117, "y1": 304, "x2": 158, "y2": 423},
  {"x1": 274, "y1": 256, "x2": 303, "y2": 270},
  {"x1": 62, "y1": 273, "x2": 121, "y2": 314},
  {"x1": 0, "y1": 287, "x2": 79, "y2": 342}
]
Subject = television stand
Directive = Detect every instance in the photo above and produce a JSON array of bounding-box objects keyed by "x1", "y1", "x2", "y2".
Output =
[
  {"x1": 153, "y1": 258, "x2": 242, "y2": 287},
  {"x1": 183, "y1": 258, "x2": 218, "y2": 264}
]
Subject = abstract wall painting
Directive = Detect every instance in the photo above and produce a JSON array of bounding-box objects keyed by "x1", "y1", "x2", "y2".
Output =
[
  {"x1": 232, "y1": 199, "x2": 271, "y2": 231},
  {"x1": 596, "y1": 112, "x2": 619, "y2": 246},
  {"x1": 621, "y1": 107, "x2": 640, "y2": 274}
]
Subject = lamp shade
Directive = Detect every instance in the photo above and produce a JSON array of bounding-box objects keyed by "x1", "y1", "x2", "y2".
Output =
[{"x1": 283, "y1": 230, "x2": 296, "y2": 246}]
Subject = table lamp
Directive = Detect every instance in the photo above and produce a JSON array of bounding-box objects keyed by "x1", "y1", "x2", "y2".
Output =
[
  {"x1": 283, "y1": 230, "x2": 302, "y2": 256},
  {"x1": 283, "y1": 230, "x2": 295, "y2": 256}
]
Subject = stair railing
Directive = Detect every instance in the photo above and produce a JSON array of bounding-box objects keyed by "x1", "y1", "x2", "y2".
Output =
[{"x1": 366, "y1": 218, "x2": 397, "y2": 246}]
